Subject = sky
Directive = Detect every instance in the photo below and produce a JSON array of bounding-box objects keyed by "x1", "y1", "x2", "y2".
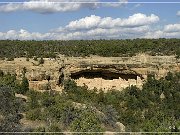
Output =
[{"x1": 0, "y1": 0, "x2": 180, "y2": 40}]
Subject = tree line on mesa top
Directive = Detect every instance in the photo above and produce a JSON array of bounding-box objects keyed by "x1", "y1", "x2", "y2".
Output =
[{"x1": 0, "y1": 38, "x2": 180, "y2": 59}]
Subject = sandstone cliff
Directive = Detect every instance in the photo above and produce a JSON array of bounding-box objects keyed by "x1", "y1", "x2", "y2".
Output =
[{"x1": 0, "y1": 54, "x2": 179, "y2": 91}]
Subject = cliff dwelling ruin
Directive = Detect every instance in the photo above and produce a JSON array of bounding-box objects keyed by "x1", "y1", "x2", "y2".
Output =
[{"x1": 70, "y1": 69, "x2": 144, "y2": 91}]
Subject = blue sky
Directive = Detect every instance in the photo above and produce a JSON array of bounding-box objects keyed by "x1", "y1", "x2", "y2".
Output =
[{"x1": 0, "y1": 0, "x2": 179, "y2": 40}]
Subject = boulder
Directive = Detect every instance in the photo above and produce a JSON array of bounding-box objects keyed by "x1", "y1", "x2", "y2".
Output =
[{"x1": 115, "y1": 122, "x2": 125, "y2": 132}]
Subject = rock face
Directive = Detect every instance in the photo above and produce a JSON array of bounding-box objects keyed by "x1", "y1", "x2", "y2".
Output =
[
  {"x1": 0, "y1": 54, "x2": 180, "y2": 91},
  {"x1": 115, "y1": 122, "x2": 126, "y2": 132}
]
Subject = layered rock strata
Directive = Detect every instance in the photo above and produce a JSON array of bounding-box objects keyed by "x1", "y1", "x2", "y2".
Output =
[{"x1": 0, "y1": 54, "x2": 179, "y2": 91}]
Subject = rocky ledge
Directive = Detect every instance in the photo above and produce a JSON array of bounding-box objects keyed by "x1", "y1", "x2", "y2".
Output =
[{"x1": 0, "y1": 54, "x2": 179, "y2": 91}]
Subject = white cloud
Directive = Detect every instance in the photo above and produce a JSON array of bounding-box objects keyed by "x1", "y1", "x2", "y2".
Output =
[
  {"x1": 0, "y1": 0, "x2": 128, "y2": 13},
  {"x1": 134, "y1": 4, "x2": 141, "y2": 8},
  {"x1": 66, "y1": 15, "x2": 101, "y2": 30},
  {"x1": 0, "y1": 29, "x2": 52, "y2": 40},
  {"x1": 0, "y1": 13, "x2": 161, "y2": 40},
  {"x1": 164, "y1": 24, "x2": 180, "y2": 33},
  {"x1": 116, "y1": 13, "x2": 159, "y2": 27},
  {"x1": 65, "y1": 13, "x2": 159, "y2": 31},
  {"x1": 163, "y1": 24, "x2": 180, "y2": 38},
  {"x1": 103, "y1": 0, "x2": 128, "y2": 7},
  {"x1": 143, "y1": 23, "x2": 180, "y2": 39},
  {"x1": 176, "y1": 11, "x2": 180, "y2": 16},
  {"x1": 0, "y1": 3, "x2": 22, "y2": 12},
  {"x1": 0, "y1": 0, "x2": 99, "y2": 13},
  {"x1": 0, "y1": 27, "x2": 156, "y2": 40},
  {"x1": 143, "y1": 30, "x2": 164, "y2": 39}
]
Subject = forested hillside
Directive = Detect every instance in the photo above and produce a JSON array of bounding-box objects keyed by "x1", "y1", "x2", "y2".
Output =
[
  {"x1": 0, "y1": 39, "x2": 180, "y2": 133},
  {"x1": 0, "y1": 70, "x2": 180, "y2": 132},
  {"x1": 0, "y1": 39, "x2": 180, "y2": 59}
]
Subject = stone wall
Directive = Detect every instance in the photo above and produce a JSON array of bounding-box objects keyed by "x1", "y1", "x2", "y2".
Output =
[{"x1": 74, "y1": 76, "x2": 143, "y2": 92}]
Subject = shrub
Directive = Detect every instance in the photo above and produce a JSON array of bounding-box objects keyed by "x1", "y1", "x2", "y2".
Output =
[
  {"x1": 48, "y1": 124, "x2": 63, "y2": 132},
  {"x1": 26, "y1": 90, "x2": 40, "y2": 109},
  {"x1": 18, "y1": 77, "x2": 29, "y2": 94},
  {"x1": 0, "y1": 70, "x2": 4, "y2": 77},
  {"x1": 33, "y1": 57, "x2": 38, "y2": 61},
  {"x1": 26, "y1": 108, "x2": 42, "y2": 121},
  {"x1": 6, "y1": 57, "x2": 14, "y2": 61},
  {"x1": 70, "y1": 108, "x2": 104, "y2": 133},
  {"x1": 39, "y1": 57, "x2": 44, "y2": 64},
  {"x1": 0, "y1": 86, "x2": 23, "y2": 132},
  {"x1": 26, "y1": 58, "x2": 29, "y2": 61}
]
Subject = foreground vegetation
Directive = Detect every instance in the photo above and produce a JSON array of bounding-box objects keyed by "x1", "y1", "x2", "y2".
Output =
[
  {"x1": 0, "y1": 39, "x2": 180, "y2": 59},
  {"x1": 0, "y1": 69, "x2": 180, "y2": 133}
]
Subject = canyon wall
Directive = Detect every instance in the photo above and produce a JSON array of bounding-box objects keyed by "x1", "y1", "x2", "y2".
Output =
[{"x1": 0, "y1": 54, "x2": 180, "y2": 91}]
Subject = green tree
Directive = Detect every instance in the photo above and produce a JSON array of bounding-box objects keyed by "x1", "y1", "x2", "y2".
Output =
[
  {"x1": 102, "y1": 105, "x2": 119, "y2": 127},
  {"x1": 33, "y1": 56, "x2": 38, "y2": 61},
  {"x1": 70, "y1": 108, "x2": 103, "y2": 133},
  {"x1": 26, "y1": 90, "x2": 40, "y2": 109},
  {"x1": 19, "y1": 77, "x2": 29, "y2": 94},
  {"x1": 0, "y1": 70, "x2": 4, "y2": 77},
  {"x1": 0, "y1": 87, "x2": 22, "y2": 132},
  {"x1": 39, "y1": 57, "x2": 44, "y2": 64}
]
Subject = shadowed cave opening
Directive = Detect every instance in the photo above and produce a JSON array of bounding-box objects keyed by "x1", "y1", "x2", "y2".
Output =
[{"x1": 70, "y1": 70, "x2": 141, "y2": 81}]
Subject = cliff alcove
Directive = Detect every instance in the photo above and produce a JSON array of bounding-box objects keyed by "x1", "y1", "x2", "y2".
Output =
[{"x1": 70, "y1": 69, "x2": 143, "y2": 91}]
